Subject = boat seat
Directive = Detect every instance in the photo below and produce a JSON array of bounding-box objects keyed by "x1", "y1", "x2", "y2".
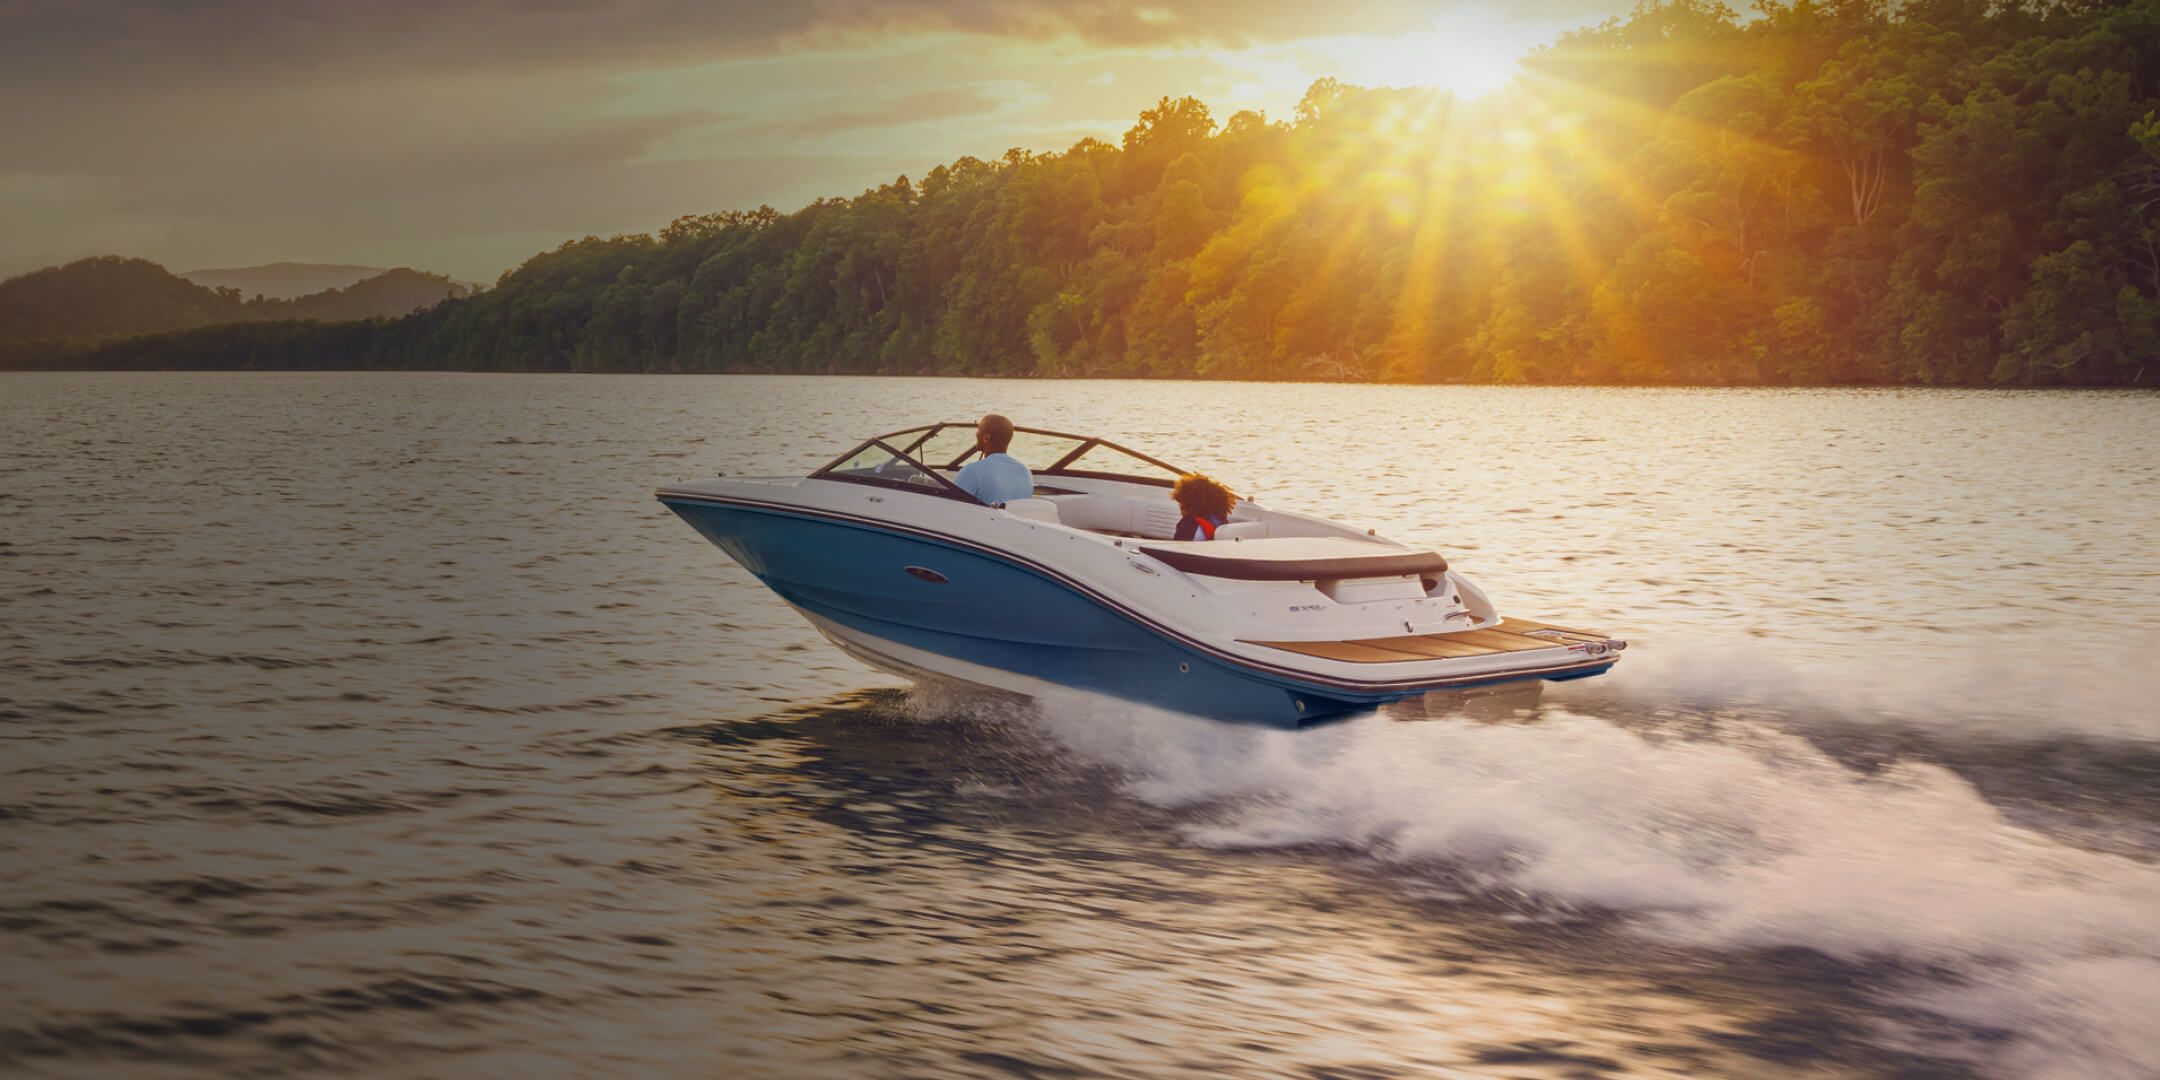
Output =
[
  {"x1": 1214, "y1": 520, "x2": 1269, "y2": 540},
  {"x1": 1000, "y1": 498, "x2": 1061, "y2": 524},
  {"x1": 1044, "y1": 493, "x2": 1180, "y2": 537}
]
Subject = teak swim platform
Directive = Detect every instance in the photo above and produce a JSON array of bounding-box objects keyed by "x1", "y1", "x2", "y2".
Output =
[{"x1": 1243, "y1": 618, "x2": 1614, "y2": 664}]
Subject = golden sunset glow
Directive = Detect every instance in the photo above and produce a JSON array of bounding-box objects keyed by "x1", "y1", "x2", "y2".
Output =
[
  {"x1": 1307, "y1": 28, "x2": 1526, "y2": 100},
  {"x1": 9, "y1": 1, "x2": 2152, "y2": 388},
  {"x1": 0, "y1": 4, "x2": 1602, "y2": 281}
]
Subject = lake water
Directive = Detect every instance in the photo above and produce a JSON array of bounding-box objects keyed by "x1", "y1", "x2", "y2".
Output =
[{"x1": 3, "y1": 372, "x2": 2157, "y2": 1079}]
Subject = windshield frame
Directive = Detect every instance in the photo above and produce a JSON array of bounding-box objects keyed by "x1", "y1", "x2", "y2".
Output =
[
  {"x1": 912, "y1": 423, "x2": 1187, "y2": 487},
  {"x1": 810, "y1": 423, "x2": 1190, "y2": 500},
  {"x1": 808, "y1": 435, "x2": 980, "y2": 503}
]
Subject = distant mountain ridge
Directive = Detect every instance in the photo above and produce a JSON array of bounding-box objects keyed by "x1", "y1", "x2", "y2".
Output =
[
  {"x1": 182, "y1": 262, "x2": 486, "y2": 300},
  {"x1": 0, "y1": 257, "x2": 476, "y2": 342}
]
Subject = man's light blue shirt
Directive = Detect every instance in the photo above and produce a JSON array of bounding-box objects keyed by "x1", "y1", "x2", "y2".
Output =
[{"x1": 954, "y1": 452, "x2": 1034, "y2": 505}]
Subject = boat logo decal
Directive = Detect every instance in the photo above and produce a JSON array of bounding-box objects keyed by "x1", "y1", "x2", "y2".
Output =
[{"x1": 903, "y1": 565, "x2": 949, "y2": 584}]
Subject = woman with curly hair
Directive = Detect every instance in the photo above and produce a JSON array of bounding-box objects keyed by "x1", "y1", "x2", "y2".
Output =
[{"x1": 1170, "y1": 473, "x2": 1237, "y2": 541}]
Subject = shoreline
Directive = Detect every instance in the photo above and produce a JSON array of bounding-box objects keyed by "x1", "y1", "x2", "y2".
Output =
[{"x1": 2, "y1": 367, "x2": 2154, "y2": 392}]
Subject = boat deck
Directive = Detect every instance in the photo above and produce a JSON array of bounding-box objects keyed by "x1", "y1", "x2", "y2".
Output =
[{"x1": 1243, "y1": 617, "x2": 1613, "y2": 663}]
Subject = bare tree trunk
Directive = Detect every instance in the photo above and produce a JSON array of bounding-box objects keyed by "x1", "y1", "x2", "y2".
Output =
[{"x1": 1844, "y1": 147, "x2": 1887, "y2": 227}]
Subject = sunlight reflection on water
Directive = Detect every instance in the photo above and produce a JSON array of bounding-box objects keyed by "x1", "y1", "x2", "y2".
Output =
[{"x1": 2, "y1": 373, "x2": 2155, "y2": 1079}]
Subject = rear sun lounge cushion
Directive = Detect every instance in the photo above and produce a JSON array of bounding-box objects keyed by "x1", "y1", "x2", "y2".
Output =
[{"x1": 1137, "y1": 537, "x2": 1447, "y2": 581}]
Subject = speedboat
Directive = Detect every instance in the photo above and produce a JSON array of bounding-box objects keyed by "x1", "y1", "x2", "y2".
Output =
[{"x1": 657, "y1": 423, "x2": 1625, "y2": 727}]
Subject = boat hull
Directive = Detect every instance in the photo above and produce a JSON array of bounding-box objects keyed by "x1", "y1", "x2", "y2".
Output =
[{"x1": 662, "y1": 495, "x2": 1613, "y2": 727}]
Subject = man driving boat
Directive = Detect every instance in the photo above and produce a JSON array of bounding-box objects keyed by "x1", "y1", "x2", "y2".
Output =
[{"x1": 953, "y1": 413, "x2": 1034, "y2": 505}]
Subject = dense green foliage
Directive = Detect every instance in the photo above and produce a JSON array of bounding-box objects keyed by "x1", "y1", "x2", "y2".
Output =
[
  {"x1": 0, "y1": 257, "x2": 471, "y2": 343},
  {"x1": 11, "y1": 0, "x2": 2160, "y2": 385}
]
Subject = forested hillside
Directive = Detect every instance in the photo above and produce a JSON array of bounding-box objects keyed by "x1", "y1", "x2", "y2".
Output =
[
  {"x1": 0, "y1": 258, "x2": 237, "y2": 341},
  {"x1": 280, "y1": 269, "x2": 477, "y2": 322},
  {"x1": 11, "y1": 0, "x2": 2159, "y2": 385},
  {"x1": 0, "y1": 258, "x2": 472, "y2": 343},
  {"x1": 183, "y1": 263, "x2": 397, "y2": 301}
]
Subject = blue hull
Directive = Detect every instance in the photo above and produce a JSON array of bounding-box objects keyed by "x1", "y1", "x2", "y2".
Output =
[{"x1": 662, "y1": 496, "x2": 1610, "y2": 728}]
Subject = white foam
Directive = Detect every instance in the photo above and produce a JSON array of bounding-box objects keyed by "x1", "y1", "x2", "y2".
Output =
[
  {"x1": 1585, "y1": 635, "x2": 2160, "y2": 744},
  {"x1": 1019, "y1": 687, "x2": 2160, "y2": 1076},
  {"x1": 1915, "y1": 957, "x2": 2160, "y2": 1080}
]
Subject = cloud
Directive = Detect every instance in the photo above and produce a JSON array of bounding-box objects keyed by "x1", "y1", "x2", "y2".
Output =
[
  {"x1": 792, "y1": 87, "x2": 1009, "y2": 136},
  {"x1": 0, "y1": 1, "x2": 1636, "y2": 280},
  {"x1": 0, "y1": 0, "x2": 1625, "y2": 93}
]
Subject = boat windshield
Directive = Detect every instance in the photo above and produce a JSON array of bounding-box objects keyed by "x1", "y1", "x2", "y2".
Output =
[
  {"x1": 895, "y1": 423, "x2": 1186, "y2": 487},
  {"x1": 812, "y1": 439, "x2": 974, "y2": 501},
  {"x1": 1047, "y1": 439, "x2": 1187, "y2": 485},
  {"x1": 815, "y1": 423, "x2": 1188, "y2": 500}
]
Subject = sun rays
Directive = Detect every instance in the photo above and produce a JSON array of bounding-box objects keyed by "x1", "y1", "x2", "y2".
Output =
[
  {"x1": 1190, "y1": 71, "x2": 1641, "y2": 379},
  {"x1": 1202, "y1": 33, "x2": 1832, "y2": 382}
]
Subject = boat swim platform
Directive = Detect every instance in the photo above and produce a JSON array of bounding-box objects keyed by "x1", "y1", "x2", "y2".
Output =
[{"x1": 1243, "y1": 617, "x2": 1615, "y2": 664}]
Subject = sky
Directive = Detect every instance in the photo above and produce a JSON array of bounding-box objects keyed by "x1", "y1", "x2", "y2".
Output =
[{"x1": 0, "y1": 1, "x2": 1636, "y2": 284}]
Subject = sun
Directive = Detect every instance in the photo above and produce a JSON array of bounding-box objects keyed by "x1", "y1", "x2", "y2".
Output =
[
  {"x1": 1346, "y1": 31, "x2": 1523, "y2": 98},
  {"x1": 1308, "y1": 21, "x2": 1534, "y2": 100}
]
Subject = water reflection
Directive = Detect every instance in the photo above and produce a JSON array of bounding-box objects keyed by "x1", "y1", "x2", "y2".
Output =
[
  {"x1": 677, "y1": 689, "x2": 1966, "y2": 1079},
  {"x1": 3, "y1": 373, "x2": 2154, "y2": 1078}
]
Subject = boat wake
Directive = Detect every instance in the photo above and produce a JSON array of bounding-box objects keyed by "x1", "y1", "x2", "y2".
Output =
[
  {"x1": 947, "y1": 647, "x2": 2160, "y2": 1079},
  {"x1": 1592, "y1": 635, "x2": 2160, "y2": 745}
]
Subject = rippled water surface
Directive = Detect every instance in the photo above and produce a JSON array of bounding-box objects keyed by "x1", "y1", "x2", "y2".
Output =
[{"x1": 4, "y1": 373, "x2": 2157, "y2": 1079}]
